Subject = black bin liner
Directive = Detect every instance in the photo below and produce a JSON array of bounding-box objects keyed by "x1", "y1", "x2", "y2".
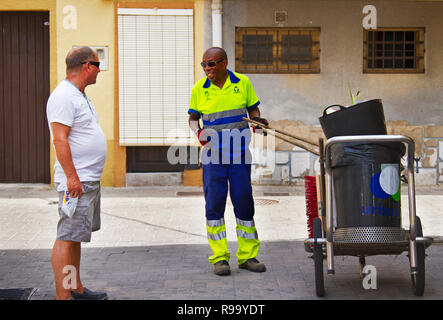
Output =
[
  {"x1": 319, "y1": 99, "x2": 387, "y2": 139},
  {"x1": 331, "y1": 142, "x2": 406, "y2": 229}
]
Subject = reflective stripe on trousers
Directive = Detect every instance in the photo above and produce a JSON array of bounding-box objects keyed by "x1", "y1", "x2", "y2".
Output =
[
  {"x1": 206, "y1": 218, "x2": 230, "y2": 264},
  {"x1": 236, "y1": 218, "x2": 260, "y2": 264},
  {"x1": 203, "y1": 164, "x2": 260, "y2": 265}
]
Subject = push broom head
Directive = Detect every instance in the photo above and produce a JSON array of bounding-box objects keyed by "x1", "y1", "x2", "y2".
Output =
[{"x1": 304, "y1": 176, "x2": 319, "y2": 238}]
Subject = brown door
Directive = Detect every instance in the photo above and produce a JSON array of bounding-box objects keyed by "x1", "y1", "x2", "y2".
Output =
[{"x1": 0, "y1": 11, "x2": 50, "y2": 183}]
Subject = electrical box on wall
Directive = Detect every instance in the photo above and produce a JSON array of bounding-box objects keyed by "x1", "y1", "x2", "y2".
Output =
[
  {"x1": 72, "y1": 45, "x2": 109, "y2": 70},
  {"x1": 90, "y1": 46, "x2": 109, "y2": 70}
]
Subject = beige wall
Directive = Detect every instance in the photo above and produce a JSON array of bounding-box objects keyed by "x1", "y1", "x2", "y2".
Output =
[
  {"x1": 5, "y1": 0, "x2": 440, "y2": 185},
  {"x1": 222, "y1": 0, "x2": 443, "y2": 185},
  {"x1": 223, "y1": 0, "x2": 443, "y2": 126}
]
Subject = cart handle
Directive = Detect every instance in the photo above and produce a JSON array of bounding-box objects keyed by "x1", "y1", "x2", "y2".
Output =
[{"x1": 323, "y1": 135, "x2": 415, "y2": 171}]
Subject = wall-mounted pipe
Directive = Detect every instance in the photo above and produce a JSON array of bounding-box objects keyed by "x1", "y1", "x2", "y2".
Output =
[{"x1": 212, "y1": 0, "x2": 222, "y2": 47}]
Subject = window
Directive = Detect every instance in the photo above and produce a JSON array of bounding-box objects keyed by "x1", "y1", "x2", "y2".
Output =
[
  {"x1": 235, "y1": 27, "x2": 320, "y2": 73},
  {"x1": 363, "y1": 28, "x2": 425, "y2": 73},
  {"x1": 118, "y1": 8, "x2": 194, "y2": 146}
]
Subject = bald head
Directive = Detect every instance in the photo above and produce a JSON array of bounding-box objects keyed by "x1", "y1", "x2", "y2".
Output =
[
  {"x1": 203, "y1": 47, "x2": 228, "y2": 61},
  {"x1": 202, "y1": 47, "x2": 229, "y2": 87},
  {"x1": 66, "y1": 46, "x2": 96, "y2": 73}
]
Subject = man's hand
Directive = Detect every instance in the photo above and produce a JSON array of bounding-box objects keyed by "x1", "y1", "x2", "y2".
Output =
[
  {"x1": 67, "y1": 175, "x2": 83, "y2": 199},
  {"x1": 188, "y1": 114, "x2": 209, "y2": 146},
  {"x1": 196, "y1": 128, "x2": 209, "y2": 146},
  {"x1": 251, "y1": 117, "x2": 269, "y2": 135}
]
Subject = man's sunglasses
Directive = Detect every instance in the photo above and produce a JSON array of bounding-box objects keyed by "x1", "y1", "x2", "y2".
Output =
[
  {"x1": 81, "y1": 61, "x2": 100, "y2": 68},
  {"x1": 200, "y1": 59, "x2": 224, "y2": 68}
]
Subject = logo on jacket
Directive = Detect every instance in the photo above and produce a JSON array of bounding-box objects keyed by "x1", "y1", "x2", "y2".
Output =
[{"x1": 233, "y1": 86, "x2": 240, "y2": 93}]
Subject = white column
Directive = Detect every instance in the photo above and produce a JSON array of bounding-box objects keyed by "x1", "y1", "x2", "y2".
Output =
[{"x1": 212, "y1": 0, "x2": 222, "y2": 47}]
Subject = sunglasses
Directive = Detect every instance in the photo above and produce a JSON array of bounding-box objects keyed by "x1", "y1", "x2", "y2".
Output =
[
  {"x1": 200, "y1": 59, "x2": 224, "y2": 68},
  {"x1": 81, "y1": 61, "x2": 100, "y2": 68}
]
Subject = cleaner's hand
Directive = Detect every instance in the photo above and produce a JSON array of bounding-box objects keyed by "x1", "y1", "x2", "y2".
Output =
[
  {"x1": 196, "y1": 128, "x2": 209, "y2": 146},
  {"x1": 251, "y1": 117, "x2": 269, "y2": 135}
]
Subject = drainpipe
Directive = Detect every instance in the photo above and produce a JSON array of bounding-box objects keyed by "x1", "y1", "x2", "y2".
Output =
[{"x1": 212, "y1": 0, "x2": 223, "y2": 47}]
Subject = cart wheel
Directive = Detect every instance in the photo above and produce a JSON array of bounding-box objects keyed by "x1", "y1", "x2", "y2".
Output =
[
  {"x1": 313, "y1": 217, "x2": 325, "y2": 297},
  {"x1": 411, "y1": 216, "x2": 425, "y2": 296}
]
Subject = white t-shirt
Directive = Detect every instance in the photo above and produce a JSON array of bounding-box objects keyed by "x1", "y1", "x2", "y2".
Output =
[{"x1": 46, "y1": 79, "x2": 107, "y2": 183}]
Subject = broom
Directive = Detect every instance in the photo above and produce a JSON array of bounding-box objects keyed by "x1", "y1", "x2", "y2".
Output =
[
  {"x1": 242, "y1": 118, "x2": 326, "y2": 239},
  {"x1": 305, "y1": 138, "x2": 326, "y2": 240},
  {"x1": 304, "y1": 175, "x2": 318, "y2": 238}
]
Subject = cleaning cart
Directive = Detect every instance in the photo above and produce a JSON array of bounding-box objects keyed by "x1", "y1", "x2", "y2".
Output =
[
  {"x1": 244, "y1": 113, "x2": 434, "y2": 297},
  {"x1": 304, "y1": 134, "x2": 434, "y2": 297},
  {"x1": 304, "y1": 99, "x2": 434, "y2": 297}
]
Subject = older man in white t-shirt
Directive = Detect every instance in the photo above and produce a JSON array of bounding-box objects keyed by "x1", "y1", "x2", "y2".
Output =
[{"x1": 46, "y1": 46, "x2": 107, "y2": 300}]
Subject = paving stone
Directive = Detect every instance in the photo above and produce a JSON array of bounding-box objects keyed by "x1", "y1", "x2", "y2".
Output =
[{"x1": 0, "y1": 185, "x2": 442, "y2": 300}]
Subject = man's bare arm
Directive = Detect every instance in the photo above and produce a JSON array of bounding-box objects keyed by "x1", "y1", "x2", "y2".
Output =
[
  {"x1": 247, "y1": 107, "x2": 261, "y2": 119},
  {"x1": 188, "y1": 113, "x2": 200, "y2": 133},
  {"x1": 50, "y1": 122, "x2": 83, "y2": 198}
]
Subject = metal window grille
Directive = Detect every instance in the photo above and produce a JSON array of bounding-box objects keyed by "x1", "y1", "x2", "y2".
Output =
[
  {"x1": 363, "y1": 28, "x2": 425, "y2": 73},
  {"x1": 235, "y1": 27, "x2": 320, "y2": 74}
]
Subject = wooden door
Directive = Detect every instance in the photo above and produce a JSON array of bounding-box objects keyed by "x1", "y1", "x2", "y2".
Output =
[{"x1": 0, "y1": 11, "x2": 50, "y2": 183}]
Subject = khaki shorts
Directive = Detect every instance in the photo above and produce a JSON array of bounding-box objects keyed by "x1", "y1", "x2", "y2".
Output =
[{"x1": 55, "y1": 181, "x2": 101, "y2": 243}]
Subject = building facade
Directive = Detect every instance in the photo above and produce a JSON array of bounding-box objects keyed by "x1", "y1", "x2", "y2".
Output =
[{"x1": 1, "y1": 0, "x2": 442, "y2": 186}]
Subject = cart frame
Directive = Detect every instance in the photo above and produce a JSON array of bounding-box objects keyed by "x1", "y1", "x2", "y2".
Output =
[{"x1": 304, "y1": 134, "x2": 434, "y2": 296}]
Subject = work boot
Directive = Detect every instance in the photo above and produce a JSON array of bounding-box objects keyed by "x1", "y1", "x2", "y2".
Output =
[
  {"x1": 239, "y1": 258, "x2": 266, "y2": 273},
  {"x1": 214, "y1": 260, "x2": 231, "y2": 276}
]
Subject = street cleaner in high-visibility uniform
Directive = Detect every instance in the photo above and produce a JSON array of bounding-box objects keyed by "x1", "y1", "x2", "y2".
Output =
[{"x1": 188, "y1": 47, "x2": 269, "y2": 276}]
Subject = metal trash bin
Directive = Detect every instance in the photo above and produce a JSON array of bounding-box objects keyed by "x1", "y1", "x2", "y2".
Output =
[
  {"x1": 330, "y1": 142, "x2": 406, "y2": 243},
  {"x1": 305, "y1": 135, "x2": 434, "y2": 297}
]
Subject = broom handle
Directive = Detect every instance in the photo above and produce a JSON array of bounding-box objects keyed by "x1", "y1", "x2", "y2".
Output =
[
  {"x1": 319, "y1": 138, "x2": 326, "y2": 217},
  {"x1": 318, "y1": 138, "x2": 327, "y2": 238},
  {"x1": 242, "y1": 117, "x2": 319, "y2": 147},
  {"x1": 259, "y1": 127, "x2": 320, "y2": 156}
]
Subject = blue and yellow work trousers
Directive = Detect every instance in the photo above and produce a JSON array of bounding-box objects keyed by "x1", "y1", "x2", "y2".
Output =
[{"x1": 203, "y1": 163, "x2": 260, "y2": 265}]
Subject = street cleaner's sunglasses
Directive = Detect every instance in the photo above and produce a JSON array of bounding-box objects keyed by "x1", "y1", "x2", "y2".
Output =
[
  {"x1": 81, "y1": 61, "x2": 100, "y2": 68},
  {"x1": 200, "y1": 59, "x2": 224, "y2": 68}
]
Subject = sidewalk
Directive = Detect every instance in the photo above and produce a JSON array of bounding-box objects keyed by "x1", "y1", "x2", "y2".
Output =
[{"x1": 0, "y1": 183, "x2": 442, "y2": 300}]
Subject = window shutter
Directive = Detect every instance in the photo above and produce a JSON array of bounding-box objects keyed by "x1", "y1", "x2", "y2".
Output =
[{"x1": 118, "y1": 8, "x2": 194, "y2": 145}]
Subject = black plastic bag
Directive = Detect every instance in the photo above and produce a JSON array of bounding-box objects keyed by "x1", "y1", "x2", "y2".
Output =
[{"x1": 330, "y1": 142, "x2": 406, "y2": 168}]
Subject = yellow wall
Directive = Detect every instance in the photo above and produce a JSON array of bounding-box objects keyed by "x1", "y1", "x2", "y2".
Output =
[
  {"x1": 55, "y1": 0, "x2": 116, "y2": 186},
  {"x1": 1, "y1": 0, "x2": 203, "y2": 187},
  {"x1": 0, "y1": 0, "x2": 116, "y2": 185}
]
